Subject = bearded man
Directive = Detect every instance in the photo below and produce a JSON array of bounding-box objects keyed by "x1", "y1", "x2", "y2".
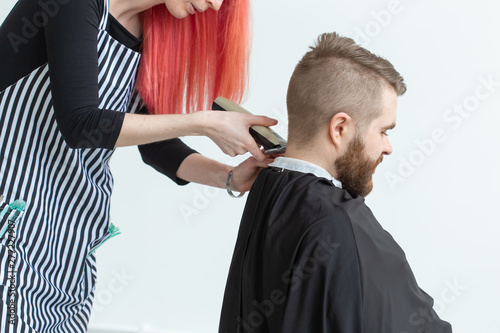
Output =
[{"x1": 218, "y1": 33, "x2": 452, "y2": 333}]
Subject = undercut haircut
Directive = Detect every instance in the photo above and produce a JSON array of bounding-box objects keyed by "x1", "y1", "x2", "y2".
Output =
[{"x1": 286, "y1": 32, "x2": 406, "y2": 147}]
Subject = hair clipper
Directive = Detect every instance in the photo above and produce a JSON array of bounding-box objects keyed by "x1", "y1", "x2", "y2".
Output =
[{"x1": 212, "y1": 97, "x2": 287, "y2": 154}]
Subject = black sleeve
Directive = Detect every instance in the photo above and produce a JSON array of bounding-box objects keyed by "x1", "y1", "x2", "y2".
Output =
[
  {"x1": 0, "y1": 0, "x2": 49, "y2": 92},
  {"x1": 138, "y1": 140, "x2": 198, "y2": 186},
  {"x1": 136, "y1": 107, "x2": 198, "y2": 185},
  {"x1": 40, "y1": 0, "x2": 127, "y2": 149}
]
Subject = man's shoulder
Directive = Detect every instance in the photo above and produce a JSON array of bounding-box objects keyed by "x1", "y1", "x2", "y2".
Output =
[
  {"x1": 253, "y1": 168, "x2": 355, "y2": 235},
  {"x1": 259, "y1": 166, "x2": 340, "y2": 191},
  {"x1": 260, "y1": 167, "x2": 347, "y2": 207}
]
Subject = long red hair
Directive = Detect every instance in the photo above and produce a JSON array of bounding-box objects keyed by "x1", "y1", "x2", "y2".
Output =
[{"x1": 137, "y1": 0, "x2": 251, "y2": 114}]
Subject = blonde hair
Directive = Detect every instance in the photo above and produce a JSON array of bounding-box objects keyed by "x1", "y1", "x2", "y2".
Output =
[{"x1": 286, "y1": 32, "x2": 406, "y2": 146}]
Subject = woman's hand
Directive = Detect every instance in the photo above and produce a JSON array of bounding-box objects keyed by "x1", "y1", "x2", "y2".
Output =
[
  {"x1": 229, "y1": 156, "x2": 277, "y2": 193},
  {"x1": 194, "y1": 111, "x2": 278, "y2": 162},
  {"x1": 176, "y1": 154, "x2": 277, "y2": 193}
]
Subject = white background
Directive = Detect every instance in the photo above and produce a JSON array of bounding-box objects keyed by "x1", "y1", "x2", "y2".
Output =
[{"x1": 1, "y1": 0, "x2": 499, "y2": 332}]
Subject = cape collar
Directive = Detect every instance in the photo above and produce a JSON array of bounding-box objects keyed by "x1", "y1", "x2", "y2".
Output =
[{"x1": 269, "y1": 157, "x2": 343, "y2": 188}]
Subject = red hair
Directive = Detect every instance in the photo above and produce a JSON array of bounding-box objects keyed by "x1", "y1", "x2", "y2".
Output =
[{"x1": 137, "y1": 0, "x2": 251, "y2": 115}]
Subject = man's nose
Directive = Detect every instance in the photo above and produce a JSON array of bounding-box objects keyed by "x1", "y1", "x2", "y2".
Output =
[{"x1": 383, "y1": 137, "x2": 393, "y2": 155}]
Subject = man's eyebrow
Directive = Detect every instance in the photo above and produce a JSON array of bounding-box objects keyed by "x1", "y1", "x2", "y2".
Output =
[{"x1": 382, "y1": 122, "x2": 396, "y2": 130}]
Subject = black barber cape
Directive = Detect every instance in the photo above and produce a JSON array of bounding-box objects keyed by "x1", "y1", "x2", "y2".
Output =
[{"x1": 219, "y1": 167, "x2": 452, "y2": 333}]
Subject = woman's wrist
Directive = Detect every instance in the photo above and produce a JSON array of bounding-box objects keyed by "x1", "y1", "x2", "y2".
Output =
[
  {"x1": 226, "y1": 170, "x2": 245, "y2": 198},
  {"x1": 176, "y1": 153, "x2": 232, "y2": 189},
  {"x1": 188, "y1": 111, "x2": 216, "y2": 138}
]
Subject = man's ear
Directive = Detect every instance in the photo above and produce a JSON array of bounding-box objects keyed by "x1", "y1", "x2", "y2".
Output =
[{"x1": 329, "y1": 112, "x2": 354, "y2": 150}]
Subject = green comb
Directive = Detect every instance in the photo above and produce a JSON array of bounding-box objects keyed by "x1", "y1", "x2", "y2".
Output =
[{"x1": 0, "y1": 200, "x2": 27, "y2": 238}]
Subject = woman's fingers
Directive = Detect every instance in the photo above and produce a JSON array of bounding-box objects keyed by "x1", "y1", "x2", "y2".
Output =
[
  {"x1": 250, "y1": 115, "x2": 278, "y2": 127},
  {"x1": 202, "y1": 110, "x2": 279, "y2": 159},
  {"x1": 246, "y1": 141, "x2": 266, "y2": 162},
  {"x1": 244, "y1": 115, "x2": 278, "y2": 161},
  {"x1": 231, "y1": 156, "x2": 278, "y2": 192}
]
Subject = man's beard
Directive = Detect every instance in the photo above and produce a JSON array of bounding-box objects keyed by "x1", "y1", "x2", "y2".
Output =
[{"x1": 334, "y1": 136, "x2": 383, "y2": 197}]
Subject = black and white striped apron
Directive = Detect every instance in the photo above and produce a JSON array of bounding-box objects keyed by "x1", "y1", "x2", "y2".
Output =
[{"x1": 0, "y1": 0, "x2": 141, "y2": 331}]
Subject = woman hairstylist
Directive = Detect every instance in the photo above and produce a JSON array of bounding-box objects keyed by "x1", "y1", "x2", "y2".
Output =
[{"x1": 0, "y1": 0, "x2": 274, "y2": 331}]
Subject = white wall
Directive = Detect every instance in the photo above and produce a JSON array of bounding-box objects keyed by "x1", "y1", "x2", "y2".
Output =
[{"x1": 1, "y1": 0, "x2": 499, "y2": 332}]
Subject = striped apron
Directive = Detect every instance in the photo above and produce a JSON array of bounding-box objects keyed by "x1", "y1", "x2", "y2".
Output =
[{"x1": 0, "y1": 0, "x2": 141, "y2": 331}]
